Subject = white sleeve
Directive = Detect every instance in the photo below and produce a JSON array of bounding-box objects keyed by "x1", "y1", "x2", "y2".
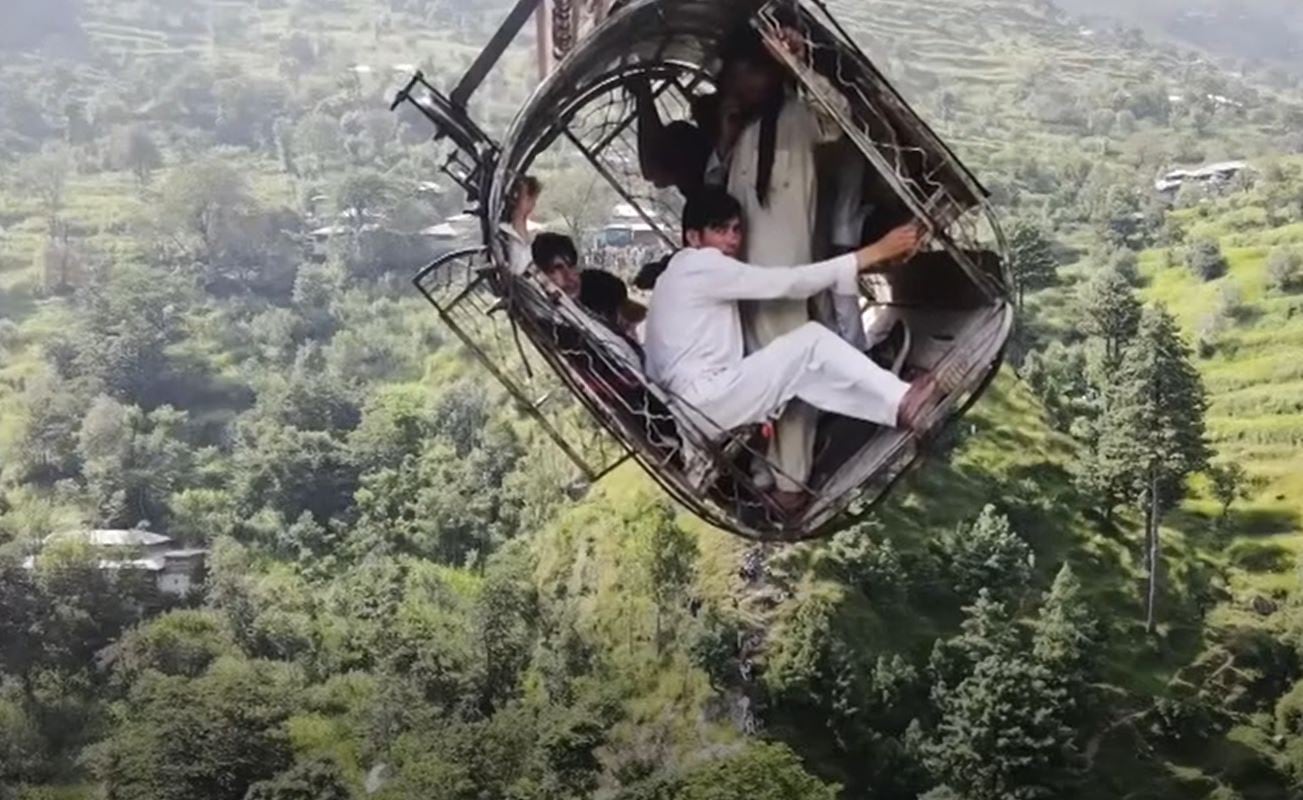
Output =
[
  {"x1": 500, "y1": 224, "x2": 532, "y2": 275},
  {"x1": 507, "y1": 237, "x2": 531, "y2": 275},
  {"x1": 698, "y1": 251, "x2": 859, "y2": 301}
]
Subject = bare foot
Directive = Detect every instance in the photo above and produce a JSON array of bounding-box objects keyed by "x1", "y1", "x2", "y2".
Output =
[
  {"x1": 896, "y1": 372, "x2": 938, "y2": 432},
  {"x1": 897, "y1": 355, "x2": 969, "y2": 432}
]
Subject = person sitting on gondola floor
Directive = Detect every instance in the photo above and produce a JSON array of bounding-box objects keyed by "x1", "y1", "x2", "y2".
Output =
[
  {"x1": 579, "y1": 268, "x2": 645, "y2": 369},
  {"x1": 530, "y1": 232, "x2": 644, "y2": 373},
  {"x1": 532, "y1": 232, "x2": 583, "y2": 299},
  {"x1": 644, "y1": 187, "x2": 961, "y2": 514}
]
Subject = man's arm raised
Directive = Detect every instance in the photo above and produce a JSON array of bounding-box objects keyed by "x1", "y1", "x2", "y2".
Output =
[
  {"x1": 854, "y1": 222, "x2": 927, "y2": 274},
  {"x1": 698, "y1": 222, "x2": 926, "y2": 303}
]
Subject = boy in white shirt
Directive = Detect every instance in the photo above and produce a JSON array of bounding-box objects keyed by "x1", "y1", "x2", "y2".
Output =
[{"x1": 644, "y1": 187, "x2": 947, "y2": 514}]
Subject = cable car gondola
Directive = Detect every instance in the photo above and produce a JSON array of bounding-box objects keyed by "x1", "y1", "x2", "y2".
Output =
[{"x1": 392, "y1": 0, "x2": 1014, "y2": 542}]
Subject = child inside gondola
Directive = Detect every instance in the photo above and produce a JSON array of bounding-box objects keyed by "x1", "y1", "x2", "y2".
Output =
[
  {"x1": 532, "y1": 232, "x2": 645, "y2": 371},
  {"x1": 715, "y1": 25, "x2": 855, "y2": 509},
  {"x1": 629, "y1": 23, "x2": 919, "y2": 509},
  {"x1": 502, "y1": 175, "x2": 542, "y2": 275},
  {"x1": 643, "y1": 187, "x2": 957, "y2": 514}
]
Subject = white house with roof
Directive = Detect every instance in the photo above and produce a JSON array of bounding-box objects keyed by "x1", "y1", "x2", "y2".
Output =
[
  {"x1": 1155, "y1": 160, "x2": 1250, "y2": 197},
  {"x1": 23, "y1": 529, "x2": 208, "y2": 598}
]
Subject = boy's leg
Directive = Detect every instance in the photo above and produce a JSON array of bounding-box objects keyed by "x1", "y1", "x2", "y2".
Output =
[{"x1": 699, "y1": 322, "x2": 910, "y2": 435}]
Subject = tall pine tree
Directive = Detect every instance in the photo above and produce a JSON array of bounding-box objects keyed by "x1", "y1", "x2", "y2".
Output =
[
  {"x1": 922, "y1": 590, "x2": 1078, "y2": 800},
  {"x1": 1083, "y1": 306, "x2": 1209, "y2": 633}
]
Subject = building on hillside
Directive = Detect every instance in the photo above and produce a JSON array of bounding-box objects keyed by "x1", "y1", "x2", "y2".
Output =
[
  {"x1": 22, "y1": 529, "x2": 208, "y2": 598},
  {"x1": 600, "y1": 203, "x2": 663, "y2": 248},
  {"x1": 1155, "y1": 160, "x2": 1250, "y2": 198}
]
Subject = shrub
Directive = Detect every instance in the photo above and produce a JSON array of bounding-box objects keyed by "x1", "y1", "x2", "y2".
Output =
[
  {"x1": 1186, "y1": 238, "x2": 1228, "y2": 281},
  {"x1": 1267, "y1": 248, "x2": 1301, "y2": 294},
  {"x1": 0, "y1": 318, "x2": 20, "y2": 350}
]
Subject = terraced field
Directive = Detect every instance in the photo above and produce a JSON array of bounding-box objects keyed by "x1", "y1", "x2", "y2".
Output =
[{"x1": 1118, "y1": 195, "x2": 1301, "y2": 610}]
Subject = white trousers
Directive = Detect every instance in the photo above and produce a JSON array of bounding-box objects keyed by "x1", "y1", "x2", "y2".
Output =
[
  {"x1": 742, "y1": 296, "x2": 815, "y2": 492},
  {"x1": 684, "y1": 322, "x2": 910, "y2": 488}
]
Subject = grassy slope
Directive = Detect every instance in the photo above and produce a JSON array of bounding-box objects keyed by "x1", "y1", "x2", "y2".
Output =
[{"x1": 1136, "y1": 179, "x2": 1303, "y2": 601}]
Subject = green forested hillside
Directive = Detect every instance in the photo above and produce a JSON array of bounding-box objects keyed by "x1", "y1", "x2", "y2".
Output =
[{"x1": 2, "y1": 1, "x2": 1303, "y2": 799}]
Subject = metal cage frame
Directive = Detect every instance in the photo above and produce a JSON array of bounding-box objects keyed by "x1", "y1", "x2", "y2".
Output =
[{"x1": 399, "y1": 0, "x2": 1014, "y2": 541}]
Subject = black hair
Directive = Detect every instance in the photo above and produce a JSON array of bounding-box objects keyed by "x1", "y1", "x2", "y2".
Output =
[
  {"x1": 659, "y1": 121, "x2": 712, "y2": 191},
  {"x1": 634, "y1": 255, "x2": 672, "y2": 291},
  {"x1": 690, "y1": 92, "x2": 722, "y2": 145},
  {"x1": 718, "y1": 27, "x2": 788, "y2": 208},
  {"x1": 681, "y1": 187, "x2": 743, "y2": 240},
  {"x1": 579, "y1": 269, "x2": 628, "y2": 321},
  {"x1": 531, "y1": 232, "x2": 577, "y2": 271}
]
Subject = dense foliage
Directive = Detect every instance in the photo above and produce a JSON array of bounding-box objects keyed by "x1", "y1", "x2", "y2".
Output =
[{"x1": 1, "y1": 0, "x2": 1303, "y2": 799}]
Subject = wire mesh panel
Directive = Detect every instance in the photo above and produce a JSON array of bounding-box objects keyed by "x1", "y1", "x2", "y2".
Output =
[
  {"x1": 752, "y1": 1, "x2": 1010, "y2": 301},
  {"x1": 558, "y1": 68, "x2": 706, "y2": 247},
  {"x1": 413, "y1": 247, "x2": 631, "y2": 485}
]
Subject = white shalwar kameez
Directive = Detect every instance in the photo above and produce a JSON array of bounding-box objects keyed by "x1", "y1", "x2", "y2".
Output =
[
  {"x1": 501, "y1": 222, "x2": 533, "y2": 275},
  {"x1": 644, "y1": 247, "x2": 909, "y2": 461},
  {"x1": 727, "y1": 72, "x2": 851, "y2": 491}
]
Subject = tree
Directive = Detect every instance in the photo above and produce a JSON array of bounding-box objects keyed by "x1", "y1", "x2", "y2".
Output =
[
  {"x1": 334, "y1": 169, "x2": 395, "y2": 232},
  {"x1": 630, "y1": 501, "x2": 697, "y2": 649},
  {"x1": 1208, "y1": 461, "x2": 1252, "y2": 523},
  {"x1": 1078, "y1": 265, "x2": 1142, "y2": 367},
  {"x1": 292, "y1": 112, "x2": 345, "y2": 177},
  {"x1": 922, "y1": 589, "x2": 1079, "y2": 800},
  {"x1": 928, "y1": 590, "x2": 1020, "y2": 695},
  {"x1": 1031, "y1": 564, "x2": 1099, "y2": 684},
  {"x1": 544, "y1": 167, "x2": 616, "y2": 245},
  {"x1": 1267, "y1": 247, "x2": 1302, "y2": 294},
  {"x1": 233, "y1": 422, "x2": 359, "y2": 525},
  {"x1": 89, "y1": 657, "x2": 300, "y2": 800},
  {"x1": 112, "y1": 610, "x2": 239, "y2": 684},
  {"x1": 0, "y1": 697, "x2": 47, "y2": 790},
  {"x1": 533, "y1": 704, "x2": 613, "y2": 799},
  {"x1": 687, "y1": 605, "x2": 743, "y2": 690},
  {"x1": 1086, "y1": 307, "x2": 1209, "y2": 632},
  {"x1": 16, "y1": 144, "x2": 71, "y2": 239},
  {"x1": 348, "y1": 385, "x2": 436, "y2": 473},
  {"x1": 213, "y1": 75, "x2": 287, "y2": 148},
  {"x1": 108, "y1": 125, "x2": 163, "y2": 185},
  {"x1": 11, "y1": 369, "x2": 87, "y2": 484},
  {"x1": 475, "y1": 543, "x2": 539, "y2": 714},
  {"x1": 158, "y1": 159, "x2": 253, "y2": 262},
  {"x1": 1006, "y1": 220, "x2": 1057, "y2": 307},
  {"x1": 1022, "y1": 342, "x2": 1095, "y2": 434},
  {"x1": 77, "y1": 397, "x2": 193, "y2": 528},
  {"x1": 0, "y1": 557, "x2": 43, "y2": 692},
  {"x1": 70, "y1": 262, "x2": 193, "y2": 406},
  {"x1": 671, "y1": 742, "x2": 839, "y2": 800},
  {"x1": 940, "y1": 505, "x2": 1033, "y2": 601},
  {"x1": 921, "y1": 654, "x2": 1076, "y2": 800},
  {"x1": 1186, "y1": 238, "x2": 1228, "y2": 281},
  {"x1": 353, "y1": 424, "x2": 525, "y2": 563},
  {"x1": 828, "y1": 528, "x2": 909, "y2": 607},
  {"x1": 245, "y1": 757, "x2": 351, "y2": 800},
  {"x1": 19, "y1": 541, "x2": 153, "y2": 683}
]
